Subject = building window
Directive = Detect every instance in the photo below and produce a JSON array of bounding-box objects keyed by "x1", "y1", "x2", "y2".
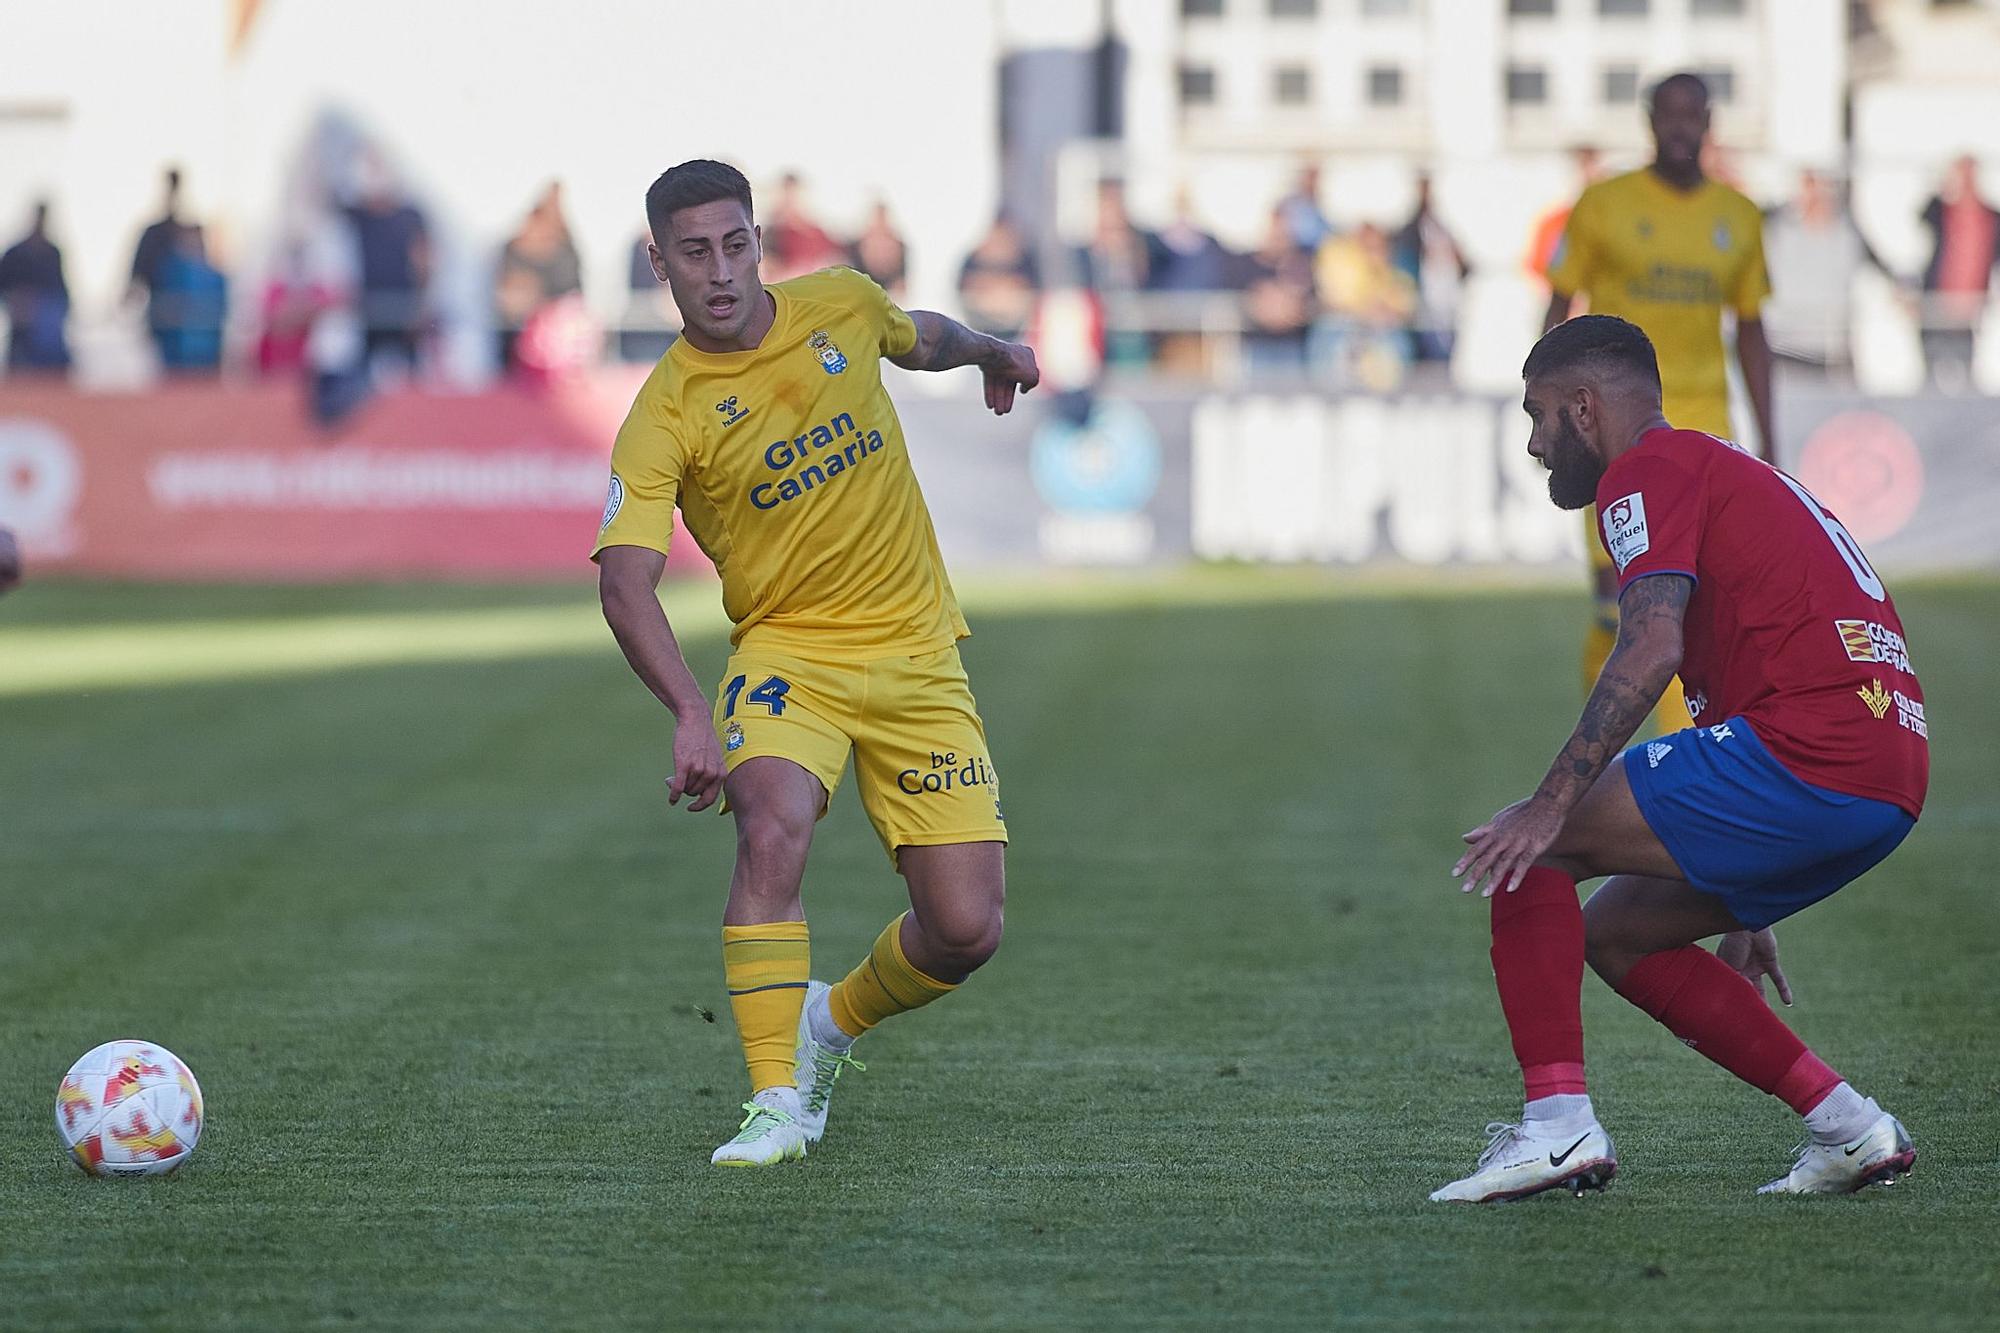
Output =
[
  {"x1": 1179, "y1": 64, "x2": 1218, "y2": 105},
  {"x1": 1691, "y1": 0, "x2": 1745, "y2": 13},
  {"x1": 1506, "y1": 64, "x2": 1549, "y2": 105},
  {"x1": 1508, "y1": 0, "x2": 1557, "y2": 13},
  {"x1": 1602, "y1": 64, "x2": 1640, "y2": 104},
  {"x1": 1268, "y1": 0, "x2": 1318, "y2": 16},
  {"x1": 1181, "y1": 0, "x2": 1225, "y2": 15},
  {"x1": 1274, "y1": 65, "x2": 1313, "y2": 105},
  {"x1": 1367, "y1": 65, "x2": 1405, "y2": 106},
  {"x1": 1696, "y1": 65, "x2": 1736, "y2": 102},
  {"x1": 1598, "y1": 0, "x2": 1648, "y2": 14},
  {"x1": 1360, "y1": 0, "x2": 1412, "y2": 14}
]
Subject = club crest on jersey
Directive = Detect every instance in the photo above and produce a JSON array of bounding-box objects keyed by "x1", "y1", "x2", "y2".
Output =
[
  {"x1": 1602, "y1": 492, "x2": 1650, "y2": 571},
  {"x1": 724, "y1": 721, "x2": 746, "y2": 753},
  {"x1": 600, "y1": 473, "x2": 625, "y2": 531},
  {"x1": 1712, "y1": 221, "x2": 1732, "y2": 252},
  {"x1": 808, "y1": 329, "x2": 847, "y2": 375},
  {"x1": 715, "y1": 396, "x2": 748, "y2": 427}
]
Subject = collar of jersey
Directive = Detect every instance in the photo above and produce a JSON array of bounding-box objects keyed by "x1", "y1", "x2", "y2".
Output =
[{"x1": 672, "y1": 284, "x2": 789, "y2": 369}]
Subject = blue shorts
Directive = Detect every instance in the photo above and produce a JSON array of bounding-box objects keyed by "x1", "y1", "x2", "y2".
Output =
[{"x1": 1622, "y1": 717, "x2": 1915, "y2": 932}]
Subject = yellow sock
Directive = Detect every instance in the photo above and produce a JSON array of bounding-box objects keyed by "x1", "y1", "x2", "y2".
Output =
[
  {"x1": 722, "y1": 921, "x2": 810, "y2": 1093},
  {"x1": 827, "y1": 913, "x2": 957, "y2": 1038}
]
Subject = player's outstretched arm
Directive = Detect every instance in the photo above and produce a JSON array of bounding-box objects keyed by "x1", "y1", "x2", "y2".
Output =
[
  {"x1": 598, "y1": 545, "x2": 725, "y2": 813},
  {"x1": 1455, "y1": 573, "x2": 1692, "y2": 896},
  {"x1": 892, "y1": 310, "x2": 1040, "y2": 415}
]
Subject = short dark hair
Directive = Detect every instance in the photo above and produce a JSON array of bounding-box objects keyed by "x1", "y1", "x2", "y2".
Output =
[
  {"x1": 1522, "y1": 315, "x2": 1662, "y2": 396},
  {"x1": 1648, "y1": 71, "x2": 1709, "y2": 112},
  {"x1": 645, "y1": 160, "x2": 753, "y2": 239}
]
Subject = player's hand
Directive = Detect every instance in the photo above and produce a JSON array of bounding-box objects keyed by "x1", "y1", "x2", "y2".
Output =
[
  {"x1": 0, "y1": 527, "x2": 21, "y2": 594},
  {"x1": 1715, "y1": 928, "x2": 1792, "y2": 1007},
  {"x1": 981, "y1": 341, "x2": 1039, "y2": 416},
  {"x1": 667, "y1": 720, "x2": 726, "y2": 814},
  {"x1": 1454, "y1": 795, "x2": 1565, "y2": 898}
]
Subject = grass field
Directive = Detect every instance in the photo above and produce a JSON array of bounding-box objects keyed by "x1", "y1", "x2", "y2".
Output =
[{"x1": 3, "y1": 572, "x2": 1997, "y2": 1330}]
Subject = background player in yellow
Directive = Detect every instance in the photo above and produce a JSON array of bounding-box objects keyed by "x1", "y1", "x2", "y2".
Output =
[
  {"x1": 593, "y1": 160, "x2": 1039, "y2": 1167},
  {"x1": 1544, "y1": 72, "x2": 1773, "y2": 732}
]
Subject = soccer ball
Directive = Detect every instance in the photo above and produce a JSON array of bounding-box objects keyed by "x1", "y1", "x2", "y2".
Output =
[{"x1": 55, "y1": 1040, "x2": 204, "y2": 1176}]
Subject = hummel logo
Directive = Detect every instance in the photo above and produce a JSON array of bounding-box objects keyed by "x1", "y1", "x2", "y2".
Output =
[
  {"x1": 1549, "y1": 1135, "x2": 1590, "y2": 1168},
  {"x1": 1646, "y1": 742, "x2": 1673, "y2": 768},
  {"x1": 715, "y1": 396, "x2": 748, "y2": 427}
]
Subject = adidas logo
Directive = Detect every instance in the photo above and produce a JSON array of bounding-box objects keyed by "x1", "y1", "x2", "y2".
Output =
[{"x1": 1646, "y1": 742, "x2": 1674, "y2": 769}]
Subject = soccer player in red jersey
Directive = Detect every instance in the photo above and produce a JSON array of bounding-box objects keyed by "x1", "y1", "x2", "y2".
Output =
[{"x1": 1432, "y1": 315, "x2": 1927, "y2": 1203}]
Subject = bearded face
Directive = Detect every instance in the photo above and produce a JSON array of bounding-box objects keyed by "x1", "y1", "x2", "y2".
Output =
[{"x1": 1544, "y1": 407, "x2": 1606, "y2": 511}]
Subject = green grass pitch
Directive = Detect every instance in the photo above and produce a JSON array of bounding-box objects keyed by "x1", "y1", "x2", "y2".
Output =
[{"x1": 2, "y1": 573, "x2": 1996, "y2": 1329}]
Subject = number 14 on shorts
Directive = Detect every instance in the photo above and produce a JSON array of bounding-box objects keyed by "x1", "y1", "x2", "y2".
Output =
[{"x1": 722, "y1": 674, "x2": 791, "y2": 717}]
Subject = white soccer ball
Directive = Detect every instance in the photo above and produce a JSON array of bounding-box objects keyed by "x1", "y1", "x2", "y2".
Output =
[{"x1": 55, "y1": 1040, "x2": 204, "y2": 1176}]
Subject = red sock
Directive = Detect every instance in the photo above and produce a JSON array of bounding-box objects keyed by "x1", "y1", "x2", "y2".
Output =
[
  {"x1": 1615, "y1": 946, "x2": 1843, "y2": 1113},
  {"x1": 1490, "y1": 867, "x2": 1587, "y2": 1100}
]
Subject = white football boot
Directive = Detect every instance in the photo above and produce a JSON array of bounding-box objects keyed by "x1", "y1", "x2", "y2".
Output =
[
  {"x1": 792, "y1": 981, "x2": 865, "y2": 1146},
  {"x1": 1758, "y1": 1109, "x2": 1915, "y2": 1195},
  {"x1": 1429, "y1": 1119, "x2": 1618, "y2": 1203},
  {"x1": 709, "y1": 1086, "x2": 808, "y2": 1167}
]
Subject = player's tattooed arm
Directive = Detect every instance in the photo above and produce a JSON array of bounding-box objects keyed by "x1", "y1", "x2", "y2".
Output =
[
  {"x1": 893, "y1": 311, "x2": 1040, "y2": 415},
  {"x1": 1535, "y1": 573, "x2": 1692, "y2": 808},
  {"x1": 893, "y1": 311, "x2": 1004, "y2": 372}
]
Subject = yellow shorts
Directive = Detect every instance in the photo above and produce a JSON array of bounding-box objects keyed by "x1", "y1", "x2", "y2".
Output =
[{"x1": 712, "y1": 644, "x2": 1007, "y2": 863}]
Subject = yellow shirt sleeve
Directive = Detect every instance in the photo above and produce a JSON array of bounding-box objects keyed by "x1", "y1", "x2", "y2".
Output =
[
  {"x1": 1732, "y1": 205, "x2": 1772, "y2": 318},
  {"x1": 591, "y1": 387, "x2": 688, "y2": 561},
  {"x1": 855, "y1": 268, "x2": 917, "y2": 359},
  {"x1": 1544, "y1": 185, "x2": 1598, "y2": 299}
]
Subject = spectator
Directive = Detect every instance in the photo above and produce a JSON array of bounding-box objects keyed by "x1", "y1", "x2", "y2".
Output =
[
  {"x1": 0, "y1": 524, "x2": 19, "y2": 594},
  {"x1": 1313, "y1": 222, "x2": 1416, "y2": 391},
  {"x1": 1391, "y1": 173, "x2": 1470, "y2": 363},
  {"x1": 1151, "y1": 190, "x2": 1232, "y2": 292},
  {"x1": 1277, "y1": 162, "x2": 1334, "y2": 253},
  {"x1": 957, "y1": 214, "x2": 1039, "y2": 341},
  {"x1": 495, "y1": 182, "x2": 584, "y2": 372},
  {"x1": 761, "y1": 172, "x2": 844, "y2": 281},
  {"x1": 255, "y1": 227, "x2": 343, "y2": 379},
  {"x1": 1237, "y1": 206, "x2": 1315, "y2": 374},
  {"x1": 0, "y1": 201, "x2": 71, "y2": 373},
  {"x1": 619, "y1": 231, "x2": 681, "y2": 363},
  {"x1": 343, "y1": 152, "x2": 431, "y2": 377},
  {"x1": 1528, "y1": 146, "x2": 1603, "y2": 280},
  {"x1": 150, "y1": 224, "x2": 228, "y2": 374},
  {"x1": 1077, "y1": 178, "x2": 1166, "y2": 368},
  {"x1": 1918, "y1": 154, "x2": 2000, "y2": 390},
  {"x1": 848, "y1": 200, "x2": 909, "y2": 298},
  {"x1": 1762, "y1": 169, "x2": 1896, "y2": 375},
  {"x1": 128, "y1": 167, "x2": 193, "y2": 342}
]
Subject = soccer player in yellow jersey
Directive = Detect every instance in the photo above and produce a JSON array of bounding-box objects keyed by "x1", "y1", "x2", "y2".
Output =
[
  {"x1": 594, "y1": 161, "x2": 1039, "y2": 1167},
  {"x1": 1545, "y1": 72, "x2": 1773, "y2": 731}
]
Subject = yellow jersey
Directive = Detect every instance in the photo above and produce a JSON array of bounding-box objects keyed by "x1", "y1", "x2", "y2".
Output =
[
  {"x1": 593, "y1": 267, "x2": 969, "y2": 660},
  {"x1": 1546, "y1": 168, "x2": 1770, "y2": 436}
]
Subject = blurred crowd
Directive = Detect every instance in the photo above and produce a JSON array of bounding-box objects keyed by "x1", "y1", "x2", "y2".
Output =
[{"x1": 4, "y1": 153, "x2": 1998, "y2": 397}]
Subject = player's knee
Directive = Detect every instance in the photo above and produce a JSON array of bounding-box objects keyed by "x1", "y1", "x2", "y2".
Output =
[
  {"x1": 1581, "y1": 906, "x2": 1640, "y2": 986},
  {"x1": 925, "y1": 904, "x2": 1004, "y2": 975},
  {"x1": 734, "y1": 806, "x2": 813, "y2": 872}
]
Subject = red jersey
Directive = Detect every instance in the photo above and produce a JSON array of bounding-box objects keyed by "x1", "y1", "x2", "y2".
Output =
[{"x1": 1597, "y1": 428, "x2": 1928, "y2": 817}]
